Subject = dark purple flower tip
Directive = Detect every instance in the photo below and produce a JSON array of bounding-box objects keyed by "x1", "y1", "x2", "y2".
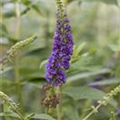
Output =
[{"x1": 118, "y1": 109, "x2": 120, "y2": 117}]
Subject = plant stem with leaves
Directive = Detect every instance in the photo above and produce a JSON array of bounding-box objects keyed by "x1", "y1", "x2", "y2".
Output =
[
  {"x1": 82, "y1": 84, "x2": 120, "y2": 120},
  {"x1": 0, "y1": 91, "x2": 27, "y2": 120}
]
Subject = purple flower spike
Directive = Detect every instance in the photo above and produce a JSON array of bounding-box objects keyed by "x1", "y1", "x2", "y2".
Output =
[
  {"x1": 45, "y1": 11, "x2": 74, "y2": 86},
  {"x1": 118, "y1": 109, "x2": 120, "y2": 117}
]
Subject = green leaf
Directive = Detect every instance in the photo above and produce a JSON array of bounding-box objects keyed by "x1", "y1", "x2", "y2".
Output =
[
  {"x1": 3, "y1": 10, "x2": 16, "y2": 18},
  {"x1": 63, "y1": 86, "x2": 105, "y2": 100},
  {"x1": 65, "y1": 0, "x2": 75, "y2": 4},
  {"x1": 31, "y1": 114, "x2": 56, "y2": 120},
  {"x1": 19, "y1": 68, "x2": 45, "y2": 81},
  {"x1": 3, "y1": 4, "x2": 31, "y2": 18},
  {"x1": 89, "y1": 78, "x2": 120, "y2": 86},
  {"x1": 26, "y1": 113, "x2": 35, "y2": 119},
  {"x1": 39, "y1": 59, "x2": 48, "y2": 69},
  {"x1": 67, "y1": 69, "x2": 111, "y2": 82},
  {"x1": 21, "y1": 7, "x2": 31, "y2": 15},
  {"x1": 32, "y1": 4, "x2": 43, "y2": 16},
  {"x1": 0, "y1": 112, "x2": 20, "y2": 119},
  {"x1": 84, "y1": 0, "x2": 118, "y2": 5},
  {"x1": 70, "y1": 56, "x2": 102, "y2": 72},
  {"x1": 73, "y1": 42, "x2": 86, "y2": 58},
  {"x1": 70, "y1": 108, "x2": 79, "y2": 120},
  {"x1": 21, "y1": 0, "x2": 31, "y2": 6},
  {"x1": 108, "y1": 44, "x2": 120, "y2": 52},
  {"x1": 0, "y1": 23, "x2": 8, "y2": 34}
]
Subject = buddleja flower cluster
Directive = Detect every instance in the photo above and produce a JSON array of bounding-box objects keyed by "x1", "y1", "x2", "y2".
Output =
[{"x1": 45, "y1": 2, "x2": 74, "y2": 86}]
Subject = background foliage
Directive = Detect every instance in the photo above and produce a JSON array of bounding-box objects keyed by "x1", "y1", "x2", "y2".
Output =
[{"x1": 0, "y1": 0, "x2": 120, "y2": 120}]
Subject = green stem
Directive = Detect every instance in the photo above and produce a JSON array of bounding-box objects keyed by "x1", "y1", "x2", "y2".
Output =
[
  {"x1": 117, "y1": 0, "x2": 120, "y2": 56},
  {"x1": 12, "y1": 108, "x2": 26, "y2": 120},
  {"x1": 118, "y1": 0, "x2": 120, "y2": 107},
  {"x1": 79, "y1": 100, "x2": 91, "y2": 119},
  {"x1": 15, "y1": 2, "x2": 23, "y2": 109},
  {"x1": 3, "y1": 101, "x2": 9, "y2": 120},
  {"x1": 57, "y1": 86, "x2": 62, "y2": 120},
  {"x1": 82, "y1": 102, "x2": 103, "y2": 120},
  {"x1": 45, "y1": 107, "x2": 49, "y2": 114},
  {"x1": 15, "y1": 1, "x2": 20, "y2": 83}
]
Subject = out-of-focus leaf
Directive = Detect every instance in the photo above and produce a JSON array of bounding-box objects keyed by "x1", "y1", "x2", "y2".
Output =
[
  {"x1": 39, "y1": 59, "x2": 48, "y2": 69},
  {"x1": 70, "y1": 107, "x2": 79, "y2": 120},
  {"x1": 21, "y1": 7, "x2": 31, "y2": 15},
  {"x1": 32, "y1": 4, "x2": 43, "y2": 16},
  {"x1": 65, "y1": 0, "x2": 76, "y2": 4},
  {"x1": 26, "y1": 82, "x2": 44, "y2": 89},
  {"x1": 0, "y1": 79, "x2": 13, "y2": 85},
  {"x1": 69, "y1": 56, "x2": 103, "y2": 75},
  {"x1": 72, "y1": 42, "x2": 88, "y2": 63},
  {"x1": 73, "y1": 42, "x2": 86, "y2": 58},
  {"x1": 3, "y1": 6, "x2": 31, "y2": 18},
  {"x1": 89, "y1": 78, "x2": 120, "y2": 86},
  {"x1": 19, "y1": 68, "x2": 45, "y2": 81},
  {"x1": 84, "y1": 0, "x2": 118, "y2": 5},
  {"x1": 108, "y1": 44, "x2": 120, "y2": 52},
  {"x1": 31, "y1": 114, "x2": 56, "y2": 120},
  {"x1": 63, "y1": 86, "x2": 105, "y2": 100},
  {"x1": 67, "y1": 69, "x2": 111, "y2": 82},
  {"x1": 0, "y1": 112, "x2": 20, "y2": 119},
  {"x1": 21, "y1": 0, "x2": 31, "y2": 6},
  {"x1": 26, "y1": 47, "x2": 51, "y2": 58},
  {"x1": 22, "y1": 39, "x2": 48, "y2": 55},
  {"x1": 3, "y1": 10, "x2": 16, "y2": 18},
  {"x1": 68, "y1": 56, "x2": 103, "y2": 76},
  {"x1": 0, "y1": 23, "x2": 8, "y2": 34},
  {"x1": 0, "y1": 79, "x2": 15, "y2": 93},
  {"x1": 0, "y1": 67, "x2": 13, "y2": 75}
]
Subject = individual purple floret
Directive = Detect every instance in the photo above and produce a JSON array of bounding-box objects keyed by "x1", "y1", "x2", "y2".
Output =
[
  {"x1": 45, "y1": 13, "x2": 74, "y2": 86},
  {"x1": 118, "y1": 109, "x2": 120, "y2": 117},
  {"x1": 0, "y1": 57, "x2": 6, "y2": 63}
]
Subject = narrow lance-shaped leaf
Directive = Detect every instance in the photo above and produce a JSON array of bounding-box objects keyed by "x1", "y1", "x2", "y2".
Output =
[
  {"x1": 84, "y1": 0, "x2": 118, "y2": 5},
  {"x1": 31, "y1": 114, "x2": 56, "y2": 120},
  {"x1": 62, "y1": 86, "x2": 105, "y2": 100}
]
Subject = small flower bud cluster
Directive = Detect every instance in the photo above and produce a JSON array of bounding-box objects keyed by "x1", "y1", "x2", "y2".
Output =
[
  {"x1": 7, "y1": 35, "x2": 37, "y2": 59},
  {"x1": 41, "y1": 84, "x2": 59, "y2": 108},
  {"x1": 0, "y1": 91, "x2": 19, "y2": 113},
  {"x1": 103, "y1": 84, "x2": 120, "y2": 104},
  {"x1": 0, "y1": 35, "x2": 37, "y2": 70}
]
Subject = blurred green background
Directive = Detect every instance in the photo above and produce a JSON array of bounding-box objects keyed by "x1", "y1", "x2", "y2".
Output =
[{"x1": 0, "y1": 0, "x2": 120, "y2": 120}]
